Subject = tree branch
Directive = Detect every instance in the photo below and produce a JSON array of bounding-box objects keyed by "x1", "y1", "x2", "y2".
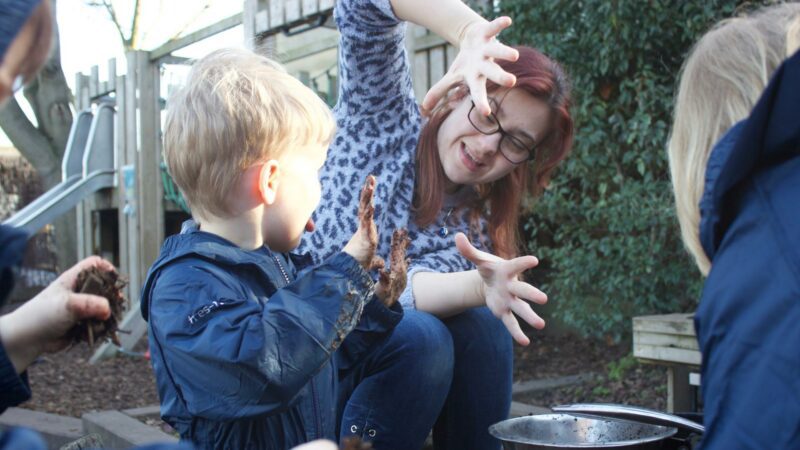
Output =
[
  {"x1": 0, "y1": 100, "x2": 61, "y2": 185},
  {"x1": 100, "y1": 0, "x2": 131, "y2": 49}
]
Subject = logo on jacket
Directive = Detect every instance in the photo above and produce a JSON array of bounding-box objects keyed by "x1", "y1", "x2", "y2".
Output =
[{"x1": 187, "y1": 299, "x2": 235, "y2": 325}]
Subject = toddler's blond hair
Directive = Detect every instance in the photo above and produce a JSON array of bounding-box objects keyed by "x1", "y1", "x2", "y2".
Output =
[
  {"x1": 164, "y1": 48, "x2": 335, "y2": 218},
  {"x1": 667, "y1": 3, "x2": 800, "y2": 275}
]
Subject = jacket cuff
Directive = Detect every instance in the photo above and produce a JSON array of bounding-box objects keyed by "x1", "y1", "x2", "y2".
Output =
[
  {"x1": 325, "y1": 252, "x2": 375, "y2": 295},
  {"x1": 0, "y1": 343, "x2": 31, "y2": 409},
  {"x1": 362, "y1": 296, "x2": 404, "y2": 329}
]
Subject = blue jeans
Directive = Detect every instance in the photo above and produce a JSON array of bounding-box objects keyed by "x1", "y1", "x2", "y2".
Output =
[{"x1": 338, "y1": 307, "x2": 513, "y2": 450}]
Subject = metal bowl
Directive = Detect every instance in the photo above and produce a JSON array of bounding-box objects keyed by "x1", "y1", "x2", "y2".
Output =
[{"x1": 489, "y1": 414, "x2": 678, "y2": 449}]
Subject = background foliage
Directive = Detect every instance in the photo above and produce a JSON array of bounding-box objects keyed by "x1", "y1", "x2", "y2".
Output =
[{"x1": 494, "y1": 0, "x2": 771, "y2": 340}]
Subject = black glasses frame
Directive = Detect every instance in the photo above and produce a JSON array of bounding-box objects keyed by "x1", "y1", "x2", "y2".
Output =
[{"x1": 467, "y1": 101, "x2": 538, "y2": 164}]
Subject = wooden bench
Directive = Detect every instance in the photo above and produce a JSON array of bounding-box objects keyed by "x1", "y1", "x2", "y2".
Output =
[{"x1": 633, "y1": 313, "x2": 702, "y2": 413}]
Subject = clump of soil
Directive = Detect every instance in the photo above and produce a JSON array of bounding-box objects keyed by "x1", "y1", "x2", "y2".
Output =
[
  {"x1": 70, "y1": 267, "x2": 127, "y2": 346},
  {"x1": 341, "y1": 436, "x2": 372, "y2": 450}
]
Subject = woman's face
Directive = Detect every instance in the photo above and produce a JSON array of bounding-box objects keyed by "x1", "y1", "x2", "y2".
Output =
[{"x1": 436, "y1": 87, "x2": 552, "y2": 187}]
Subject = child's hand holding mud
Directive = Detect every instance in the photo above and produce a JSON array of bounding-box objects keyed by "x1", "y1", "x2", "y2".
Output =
[{"x1": 343, "y1": 175, "x2": 385, "y2": 271}]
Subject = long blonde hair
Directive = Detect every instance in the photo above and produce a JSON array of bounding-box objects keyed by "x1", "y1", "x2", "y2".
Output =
[{"x1": 667, "y1": 3, "x2": 800, "y2": 276}]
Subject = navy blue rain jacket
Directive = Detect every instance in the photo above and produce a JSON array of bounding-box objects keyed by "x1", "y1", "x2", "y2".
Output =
[
  {"x1": 141, "y1": 227, "x2": 402, "y2": 450},
  {"x1": 695, "y1": 50, "x2": 800, "y2": 449}
]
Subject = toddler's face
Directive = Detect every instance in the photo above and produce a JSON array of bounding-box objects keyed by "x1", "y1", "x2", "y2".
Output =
[{"x1": 263, "y1": 143, "x2": 328, "y2": 252}]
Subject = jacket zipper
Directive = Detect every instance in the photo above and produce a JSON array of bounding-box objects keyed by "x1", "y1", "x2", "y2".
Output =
[{"x1": 272, "y1": 252, "x2": 322, "y2": 436}]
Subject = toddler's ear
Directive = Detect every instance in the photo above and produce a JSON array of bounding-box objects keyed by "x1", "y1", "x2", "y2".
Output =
[{"x1": 259, "y1": 160, "x2": 280, "y2": 205}]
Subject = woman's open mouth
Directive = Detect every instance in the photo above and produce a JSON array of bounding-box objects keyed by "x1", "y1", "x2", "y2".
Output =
[{"x1": 459, "y1": 142, "x2": 483, "y2": 172}]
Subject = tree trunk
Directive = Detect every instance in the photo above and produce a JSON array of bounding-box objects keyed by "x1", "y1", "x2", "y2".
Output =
[{"x1": 0, "y1": 0, "x2": 77, "y2": 270}]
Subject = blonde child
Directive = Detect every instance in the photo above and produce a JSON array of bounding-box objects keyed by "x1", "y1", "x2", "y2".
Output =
[{"x1": 142, "y1": 48, "x2": 403, "y2": 450}]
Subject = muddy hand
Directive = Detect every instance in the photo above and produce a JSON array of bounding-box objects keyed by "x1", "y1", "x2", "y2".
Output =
[
  {"x1": 344, "y1": 175, "x2": 384, "y2": 271},
  {"x1": 376, "y1": 229, "x2": 410, "y2": 307}
]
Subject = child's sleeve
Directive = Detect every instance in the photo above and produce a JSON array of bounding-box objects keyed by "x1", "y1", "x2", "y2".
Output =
[
  {"x1": 147, "y1": 253, "x2": 373, "y2": 420},
  {"x1": 299, "y1": 0, "x2": 420, "y2": 265},
  {"x1": 335, "y1": 295, "x2": 404, "y2": 373}
]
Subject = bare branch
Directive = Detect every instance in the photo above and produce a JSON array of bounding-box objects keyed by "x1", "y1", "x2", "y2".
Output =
[{"x1": 98, "y1": 0, "x2": 131, "y2": 49}]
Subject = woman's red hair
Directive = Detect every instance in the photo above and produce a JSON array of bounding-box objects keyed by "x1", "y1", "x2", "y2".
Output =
[{"x1": 413, "y1": 46, "x2": 574, "y2": 258}]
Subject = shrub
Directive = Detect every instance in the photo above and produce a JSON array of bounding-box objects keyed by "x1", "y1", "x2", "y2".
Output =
[{"x1": 494, "y1": 0, "x2": 769, "y2": 340}]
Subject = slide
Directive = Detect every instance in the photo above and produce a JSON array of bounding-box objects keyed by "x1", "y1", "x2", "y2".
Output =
[{"x1": 4, "y1": 104, "x2": 116, "y2": 235}]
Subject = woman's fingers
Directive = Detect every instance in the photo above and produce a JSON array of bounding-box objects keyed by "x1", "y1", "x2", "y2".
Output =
[
  {"x1": 481, "y1": 60, "x2": 516, "y2": 88},
  {"x1": 467, "y1": 76, "x2": 491, "y2": 116},
  {"x1": 506, "y1": 255, "x2": 539, "y2": 275},
  {"x1": 501, "y1": 312, "x2": 530, "y2": 346},
  {"x1": 485, "y1": 39, "x2": 519, "y2": 62},
  {"x1": 509, "y1": 280, "x2": 547, "y2": 305},
  {"x1": 454, "y1": 232, "x2": 500, "y2": 265},
  {"x1": 423, "y1": 72, "x2": 460, "y2": 112},
  {"x1": 484, "y1": 16, "x2": 513, "y2": 39},
  {"x1": 66, "y1": 293, "x2": 111, "y2": 321},
  {"x1": 510, "y1": 298, "x2": 545, "y2": 330}
]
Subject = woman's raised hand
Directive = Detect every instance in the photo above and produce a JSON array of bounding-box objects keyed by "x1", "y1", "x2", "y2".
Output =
[
  {"x1": 422, "y1": 17, "x2": 519, "y2": 117},
  {"x1": 454, "y1": 232, "x2": 547, "y2": 346}
]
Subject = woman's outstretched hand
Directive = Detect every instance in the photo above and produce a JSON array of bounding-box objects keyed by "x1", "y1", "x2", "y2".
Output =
[
  {"x1": 422, "y1": 16, "x2": 519, "y2": 117},
  {"x1": 454, "y1": 232, "x2": 547, "y2": 346}
]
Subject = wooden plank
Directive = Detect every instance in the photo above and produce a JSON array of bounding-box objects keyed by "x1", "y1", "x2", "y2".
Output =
[
  {"x1": 269, "y1": 0, "x2": 285, "y2": 29},
  {"x1": 429, "y1": 46, "x2": 446, "y2": 90},
  {"x1": 285, "y1": 0, "x2": 301, "y2": 22},
  {"x1": 107, "y1": 58, "x2": 116, "y2": 92},
  {"x1": 414, "y1": 33, "x2": 447, "y2": 52},
  {"x1": 124, "y1": 52, "x2": 141, "y2": 303},
  {"x1": 412, "y1": 50, "x2": 428, "y2": 104},
  {"x1": 302, "y1": 0, "x2": 318, "y2": 15},
  {"x1": 114, "y1": 75, "x2": 131, "y2": 304},
  {"x1": 243, "y1": 0, "x2": 257, "y2": 49},
  {"x1": 150, "y1": 13, "x2": 243, "y2": 61},
  {"x1": 446, "y1": 44, "x2": 456, "y2": 70},
  {"x1": 255, "y1": 10, "x2": 269, "y2": 36},
  {"x1": 135, "y1": 51, "x2": 164, "y2": 277},
  {"x1": 275, "y1": 38, "x2": 337, "y2": 63},
  {"x1": 633, "y1": 332, "x2": 700, "y2": 351},
  {"x1": 633, "y1": 313, "x2": 695, "y2": 336},
  {"x1": 633, "y1": 344, "x2": 702, "y2": 366},
  {"x1": 667, "y1": 366, "x2": 694, "y2": 413},
  {"x1": 89, "y1": 65, "x2": 100, "y2": 98},
  {"x1": 319, "y1": 0, "x2": 334, "y2": 9}
]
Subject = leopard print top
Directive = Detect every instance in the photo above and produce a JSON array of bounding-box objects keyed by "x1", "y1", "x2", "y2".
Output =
[{"x1": 298, "y1": 0, "x2": 489, "y2": 308}]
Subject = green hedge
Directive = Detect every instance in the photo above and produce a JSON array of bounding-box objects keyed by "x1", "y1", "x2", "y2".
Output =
[{"x1": 494, "y1": 0, "x2": 768, "y2": 340}]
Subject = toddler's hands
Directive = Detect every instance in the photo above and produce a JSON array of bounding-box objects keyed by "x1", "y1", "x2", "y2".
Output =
[
  {"x1": 343, "y1": 175, "x2": 385, "y2": 271},
  {"x1": 422, "y1": 16, "x2": 519, "y2": 116},
  {"x1": 375, "y1": 229, "x2": 410, "y2": 307},
  {"x1": 0, "y1": 256, "x2": 114, "y2": 372},
  {"x1": 455, "y1": 233, "x2": 547, "y2": 346}
]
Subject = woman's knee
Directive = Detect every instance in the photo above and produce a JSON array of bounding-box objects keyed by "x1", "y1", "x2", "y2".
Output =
[
  {"x1": 384, "y1": 309, "x2": 455, "y2": 381},
  {"x1": 445, "y1": 307, "x2": 512, "y2": 358}
]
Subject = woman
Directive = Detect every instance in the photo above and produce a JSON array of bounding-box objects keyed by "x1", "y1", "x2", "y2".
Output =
[
  {"x1": 299, "y1": 0, "x2": 573, "y2": 448},
  {"x1": 667, "y1": 4, "x2": 800, "y2": 448}
]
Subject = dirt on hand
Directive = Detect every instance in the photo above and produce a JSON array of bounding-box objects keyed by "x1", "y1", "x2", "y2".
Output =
[
  {"x1": 376, "y1": 229, "x2": 410, "y2": 307},
  {"x1": 358, "y1": 175, "x2": 385, "y2": 272},
  {"x1": 70, "y1": 267, "x2": 128, "y2": 347},
  {"x1": 340, "y1": 436, "x2": 373, "y2": 450}
]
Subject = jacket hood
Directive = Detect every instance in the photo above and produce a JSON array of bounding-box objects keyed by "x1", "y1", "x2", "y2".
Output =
[{"x1": 699, "y1": 49, "x2": 800, "y2": 261}]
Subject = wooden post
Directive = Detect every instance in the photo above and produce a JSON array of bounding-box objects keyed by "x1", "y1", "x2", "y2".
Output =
[{"x1": 668, "y1": 365, "x2": 693, "y2": 413}]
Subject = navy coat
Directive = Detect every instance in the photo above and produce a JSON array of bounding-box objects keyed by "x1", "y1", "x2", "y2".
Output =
[
  {"x1": 695, "y1": 50, "x2": 800, "y2": 449},
  {"x1": 141, "y1": 226, "x2": 401, "y2": 450}
]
